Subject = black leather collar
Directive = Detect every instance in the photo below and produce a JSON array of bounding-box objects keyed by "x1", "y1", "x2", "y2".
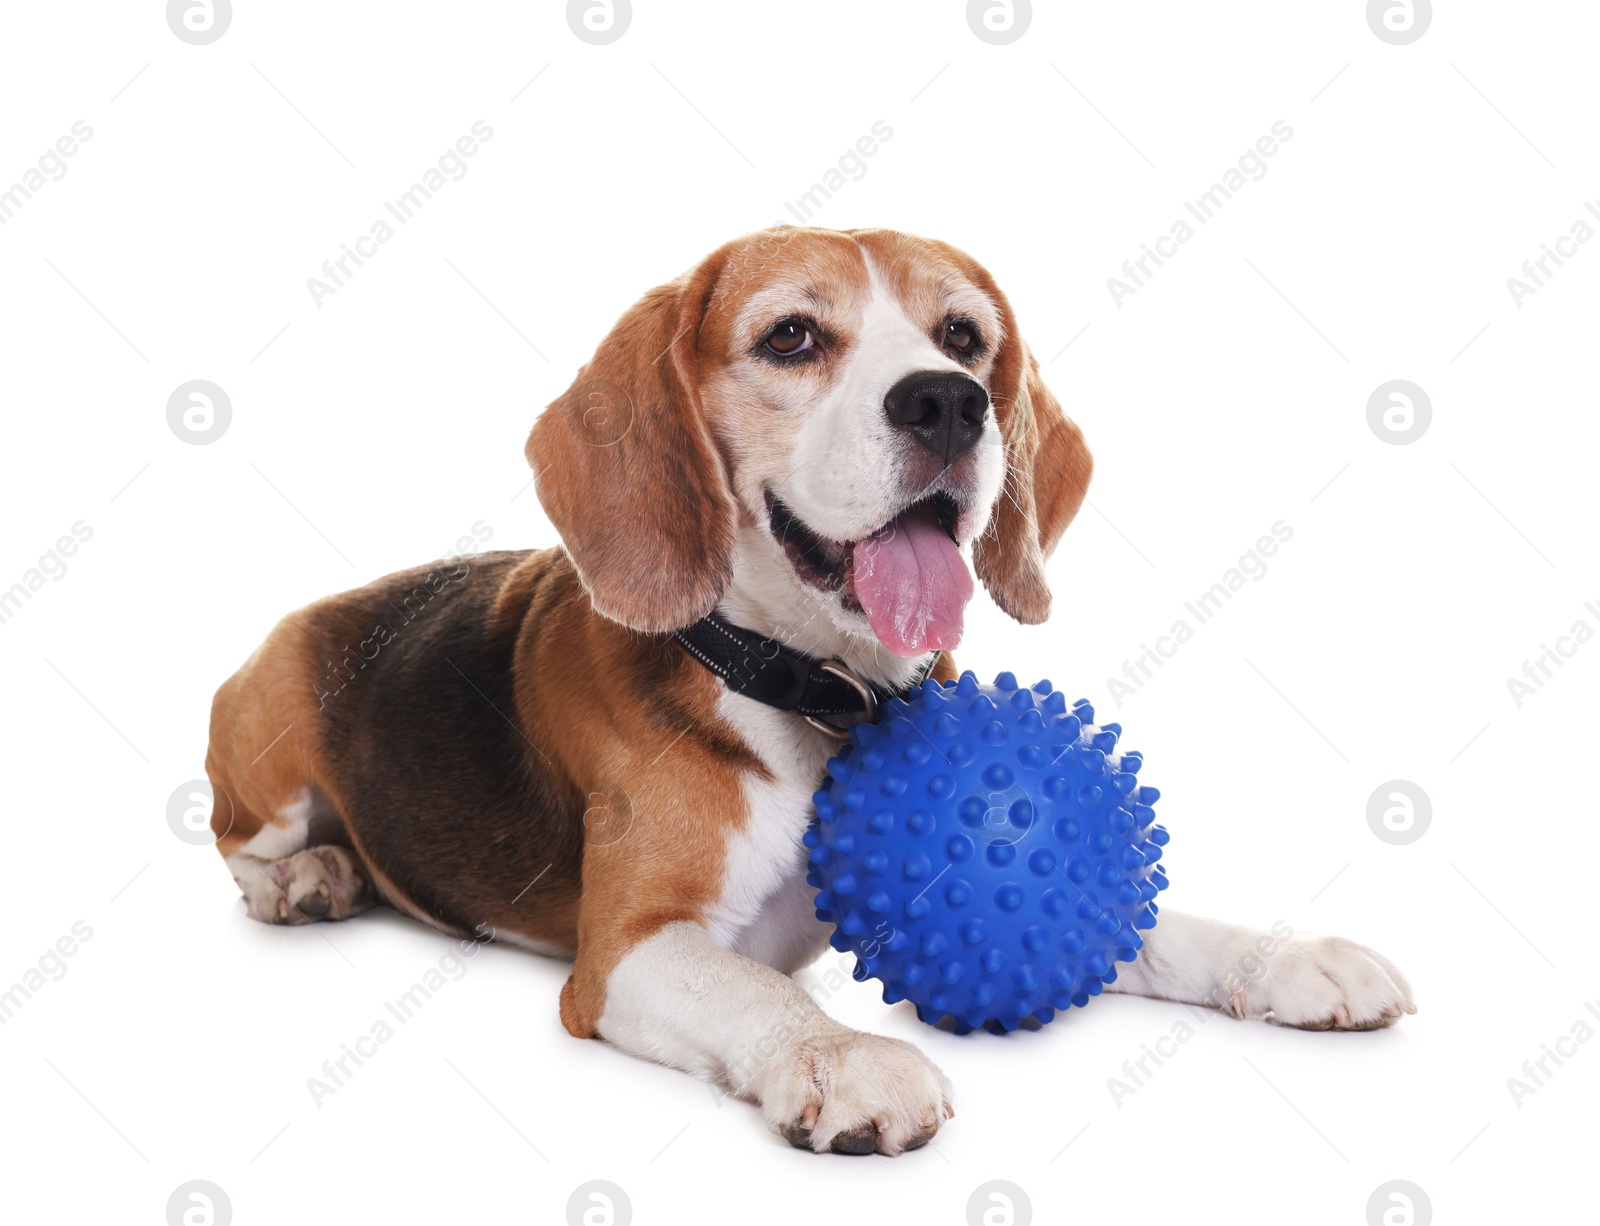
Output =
[{"x1": 672, "y1": 614, "x2": 937, "y2": 728}]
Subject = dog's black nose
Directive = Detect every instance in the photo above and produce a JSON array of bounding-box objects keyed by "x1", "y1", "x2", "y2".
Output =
[{"x1": 883, "y1": 371, "x2": 989, "y2": 465}]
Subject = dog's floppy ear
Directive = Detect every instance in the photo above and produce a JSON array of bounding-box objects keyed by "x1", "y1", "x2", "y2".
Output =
[
  {"x1": 527, "y1": 262, "x2": 738, "y2": 633},
  {"x1": 971, "y1": 300, "x2": 1094, "y2": 625}
]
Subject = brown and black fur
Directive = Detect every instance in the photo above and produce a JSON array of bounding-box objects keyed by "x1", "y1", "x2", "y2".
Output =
[
  {"x1": 206, "y1": 547, "x2": 754, "y2": 950},
  {"x1": 306, "y1": 549, "x2": 587, "y2": 939}
]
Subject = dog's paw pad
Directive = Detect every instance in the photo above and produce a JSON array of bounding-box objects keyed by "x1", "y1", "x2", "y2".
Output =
[
  {"x1": 828, "y1": 1126, "x2": 878, "y2": 1155},
  {"x1": 242, "y1": 846, "x2": 375, "y2": 926}
]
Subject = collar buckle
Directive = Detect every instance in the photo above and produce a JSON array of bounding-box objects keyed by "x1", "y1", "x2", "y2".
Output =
[{"x1": 803, "y1": 659, "x2": 878, "y2": 740}]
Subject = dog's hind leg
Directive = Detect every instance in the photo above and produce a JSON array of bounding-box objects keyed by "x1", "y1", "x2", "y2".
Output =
[
  {"x1": 212, "y1": 777, "x2": 377, "y2": 925},
  {"x1": 205, "y1": 613, "x2": 378, "y2": 926}
]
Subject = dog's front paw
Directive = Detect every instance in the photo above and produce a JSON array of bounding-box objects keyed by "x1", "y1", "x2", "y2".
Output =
[
  {"x1": 762, "y1": 1027, "x2": 953, "y2": 1156},
  {"x1": 1234, "y1": 935, "x2": 1416, "y2": 1031}
]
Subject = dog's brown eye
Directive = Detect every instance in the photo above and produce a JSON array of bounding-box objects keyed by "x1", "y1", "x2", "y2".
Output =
[
  {"x1": 765, "y1": 321, "x2": 814, "y2": 357},
  {"x1": 945, "y1": 320, "x2": 977, "y2": 352}
]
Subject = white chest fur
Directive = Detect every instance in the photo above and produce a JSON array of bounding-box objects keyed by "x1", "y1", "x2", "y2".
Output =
[{"x1": 701, "y1": 689, "x2": 838, "y2": 970}]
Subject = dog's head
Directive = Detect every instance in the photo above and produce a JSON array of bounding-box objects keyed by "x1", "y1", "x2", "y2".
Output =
[{"x1": 528, "y1": 227, "x2": 1092, "y2": 657}]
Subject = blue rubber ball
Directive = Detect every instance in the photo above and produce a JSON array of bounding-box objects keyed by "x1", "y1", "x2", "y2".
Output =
[{"x1": 805, "y1": 671, "x2": 1170, "y2": 1034}]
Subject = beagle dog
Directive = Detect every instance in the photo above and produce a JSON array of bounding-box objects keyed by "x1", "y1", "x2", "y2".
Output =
[{"x1": 204, "y1": 227, "x2": 1414, "y2": 1156}]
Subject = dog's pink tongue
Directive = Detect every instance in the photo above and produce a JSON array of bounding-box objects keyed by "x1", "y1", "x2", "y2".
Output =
[{"x1": 851, "y1": 503, "x2": 974, "y2": 657}]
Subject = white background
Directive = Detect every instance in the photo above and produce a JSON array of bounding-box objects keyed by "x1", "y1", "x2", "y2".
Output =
[{"x1": 1, "y1": 2, "x2": 1595, "y2": 1223}]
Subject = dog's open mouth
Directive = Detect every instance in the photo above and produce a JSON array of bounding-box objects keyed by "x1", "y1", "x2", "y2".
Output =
[{"x1": 765, "y1": 489, "x2": 975, "y2": 657}]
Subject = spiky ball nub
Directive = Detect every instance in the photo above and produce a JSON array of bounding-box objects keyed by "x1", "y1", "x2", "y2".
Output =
[{"x1": 805, "y1": 671, "x2": 1170, "y2": 1034}]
